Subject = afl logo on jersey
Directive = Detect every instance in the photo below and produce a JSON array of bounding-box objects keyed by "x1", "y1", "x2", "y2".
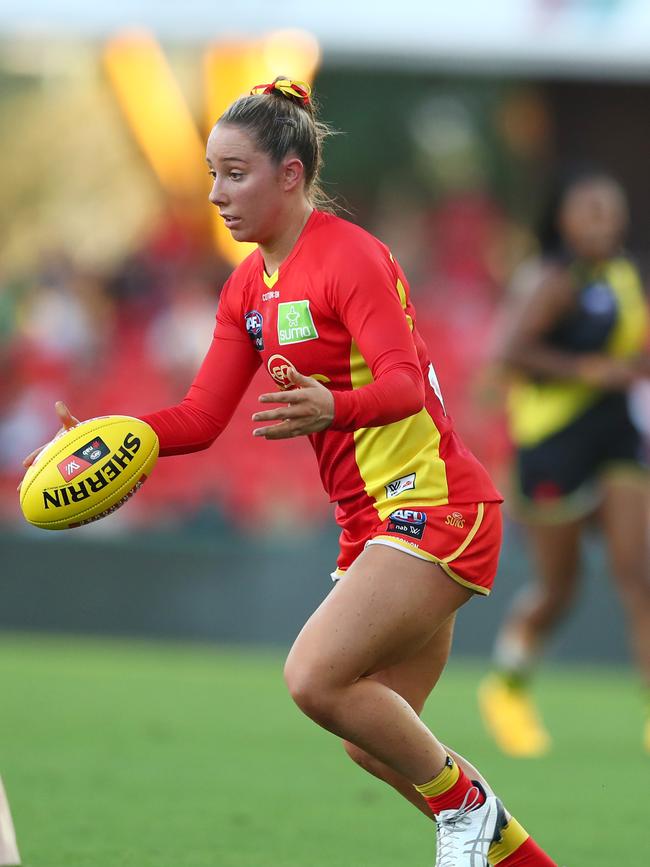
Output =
[
  {"x1": 387, "y1": 509, "x2": 427, "y2": 540},
  {"x1": 245, "y1": 310, "x2": 264, "y2": 351},
  {"x1": 267, "y1": 354, "x2": 295, "y2": 389}
]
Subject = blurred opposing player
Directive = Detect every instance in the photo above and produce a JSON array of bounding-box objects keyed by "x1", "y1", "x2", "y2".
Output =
[
  {"x1": 479, "y1": 172, "x2": 650, "y2": 756},
  {"x1": 23, "y1": 79, "x2": 558, "y2": 866}
]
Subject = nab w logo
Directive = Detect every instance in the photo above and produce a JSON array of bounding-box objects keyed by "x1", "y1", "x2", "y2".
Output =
[
  {"x1": 385, "y1": 472, "x2": 416, "y2": 499},
  {"x1": 57, "y1": 455, "x2": 90, "y2": 482},
  {"x1": 56, "y1": 437, "x2": 110, "y2": 482},
  {"x1": 387, "y1": 507, "x2": 427, "y2": 540}
]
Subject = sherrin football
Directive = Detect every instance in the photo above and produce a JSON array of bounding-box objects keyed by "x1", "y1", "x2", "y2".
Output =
[{"x1": 20, "y1": 415, "x2": 159, "y2": 530}]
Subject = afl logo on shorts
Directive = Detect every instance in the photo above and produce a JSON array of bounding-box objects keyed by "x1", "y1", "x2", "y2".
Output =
[
  {"x1": 267, "y1": 354, "x2": 295, "y2": 389},
  {"x1": 244, "y1": 310, "x2": 264, "y2": 351},
  {"x1": 387, "y1": 509, "x2": 427, "y2": 540}
]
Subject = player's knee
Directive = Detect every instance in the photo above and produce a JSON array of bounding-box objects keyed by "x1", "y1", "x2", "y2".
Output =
[
  {"x1": 283, "y1": 657, "x2": 334, "y2": 722},
  {"x1": 534, "y1": 581, "x2": 578, "y2": 623}
]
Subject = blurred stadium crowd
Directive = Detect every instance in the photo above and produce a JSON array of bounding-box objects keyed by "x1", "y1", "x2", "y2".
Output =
[
  {"x1": 0, "y1": 187, "x2": 514, "y2": 532},
  {"x1": 2, "y1": 27, "x2": 649, "y2": 537}
]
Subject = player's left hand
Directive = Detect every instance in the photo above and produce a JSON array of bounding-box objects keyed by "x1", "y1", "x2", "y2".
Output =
[{"x1": 252, "y1": 368, "x2": 334, "y2": 439}]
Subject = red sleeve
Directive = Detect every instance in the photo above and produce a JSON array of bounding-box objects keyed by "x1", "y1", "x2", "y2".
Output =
[
  {"x1": 140, "y1": 279, "x2": 261, "y2": 456},
  {"x1": 328, "y1": 247, "x2": 425, "y2": 432}
]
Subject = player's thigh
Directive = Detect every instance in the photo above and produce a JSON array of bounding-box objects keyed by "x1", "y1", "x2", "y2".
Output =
[
  {"x1": 599, "y1": 473, "x2": 649, "y2": 583},
  {"x1": 285, "y1": 545, "x2": 472, "y2": 690},
  {"x1": 367, "y1": 613, "x2": 457, "y2": 715},
  {"x1": 525, "y1": 519, "x2": 583, "y2": 592}
]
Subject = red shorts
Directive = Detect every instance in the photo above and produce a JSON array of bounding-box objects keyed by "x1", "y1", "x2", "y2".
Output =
[{"x1": 334, "y1": 502, "x2": 502, "y2": 595}]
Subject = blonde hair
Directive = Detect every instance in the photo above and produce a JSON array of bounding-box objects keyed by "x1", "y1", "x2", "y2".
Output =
[{"x1": 217, "y1": 77, "x2": 338, "y2": 210}]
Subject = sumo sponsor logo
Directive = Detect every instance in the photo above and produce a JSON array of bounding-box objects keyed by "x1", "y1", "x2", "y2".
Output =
[
  {"x1": 387, "y1": 508, "x2": 427, "y2": 540},
  {"x1": 57, "y1": 437, "x2": 110, "y2": 481},
  {"x1": 385, "y1": 472, "x2": 416, "y2": 499},
  {"x1": 244, "y1": 309, "x2": 264, "y2": 351},
  {"x1": 277, "y1": 300, "x2": 318, "y2": 345},
  {"x1": 44, "y1": 432, "x2": 141, "y2": 510}
]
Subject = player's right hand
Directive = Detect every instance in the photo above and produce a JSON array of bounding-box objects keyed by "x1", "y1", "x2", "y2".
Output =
[{"x1": 20, "y1": 401, "x2": 81, "y2": 473}]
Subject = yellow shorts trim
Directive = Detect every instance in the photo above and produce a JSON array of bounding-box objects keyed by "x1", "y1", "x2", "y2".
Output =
[
  {"x1": 438, "y1": 562, "x2": 490, "y2": 596},
  {"x1": 599, "y1": 461, "x2": 650, "y2": 488},
  {"x1": 365, "y1": 536, "x2": 490, "y2": 596},
  {"x1": 441, "y1": 503, "x2": 485, "y2": 563},
  {"x1": 509, "y1": 461, "x2": 648, "y2": 527}
]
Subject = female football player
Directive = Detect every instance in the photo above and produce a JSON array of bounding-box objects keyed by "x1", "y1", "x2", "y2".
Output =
[
  {"x1": 479, "y1": 172, "x2": 650, "y2": 757},
  {"x1": 24, "y1": 78, "x2": 558, "y2": 867}
]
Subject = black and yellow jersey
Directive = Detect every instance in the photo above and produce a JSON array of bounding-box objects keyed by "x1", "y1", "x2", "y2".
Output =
[{"x1": 508, "y1": 256, "x2": 649, "y2": 447}]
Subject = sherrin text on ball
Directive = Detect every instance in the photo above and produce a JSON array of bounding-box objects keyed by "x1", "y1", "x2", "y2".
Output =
[{"x1": 20, "y1": 415, "x2": 159, "y2": 529}]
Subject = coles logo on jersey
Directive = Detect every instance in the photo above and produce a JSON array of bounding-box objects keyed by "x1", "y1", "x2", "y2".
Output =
[
  {"x1": 56, "y1": 437, "x2": 111, "y2": 482},
  {"x1": 277, "y1": 300, "x2": 318, "y2": 345},
  {"x1": 385, "y1": 472, "x2": 416, "y2": 499},
  {"x1": 387, "y1": 509, "x2": 427, "y2": 540},
  {"x1": 267, "y1": 354, "x2": 295, "y2": 389},
  {"x1": 244, "y1": 309, "x2": 264, "y2": 351}
]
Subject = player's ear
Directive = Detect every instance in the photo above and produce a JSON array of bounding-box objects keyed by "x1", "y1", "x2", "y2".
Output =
[{"x1": 282, "y1": 157, "x2": 305, "y2": 192}]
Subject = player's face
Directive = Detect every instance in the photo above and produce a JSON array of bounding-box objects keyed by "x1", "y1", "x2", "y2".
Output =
[
  {"x1": 559, "y1": 179, "x2": 628, "y2": 260},
  {"x1": 206, "y1": 123, "x2": 285, "y2": 245}
]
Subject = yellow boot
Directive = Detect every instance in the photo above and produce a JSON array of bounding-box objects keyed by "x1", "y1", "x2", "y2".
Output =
[{"x1": 478, "y1": 674, "x2": 551, "y2": 758}]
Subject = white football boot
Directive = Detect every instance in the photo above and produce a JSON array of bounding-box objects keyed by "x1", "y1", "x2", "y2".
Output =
[{"x1": 433, "y1": 783, "x2": 507, "y2": 867}]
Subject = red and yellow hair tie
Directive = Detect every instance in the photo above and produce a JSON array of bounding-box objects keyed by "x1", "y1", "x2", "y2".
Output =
[{"x1": 250, "y1": 78, "x2": 312, "y2": 105}]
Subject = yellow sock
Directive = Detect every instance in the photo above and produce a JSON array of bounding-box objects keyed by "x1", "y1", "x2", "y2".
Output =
[
  {"x1": 416, "y1": 762, "x2": 533, "y2": 864},
  {"x1": 414, "y1": 756, "x2": 459, "y2": 798},
  {"x1": 488, "y1": 816, "x2": 529, "y2": 864}
]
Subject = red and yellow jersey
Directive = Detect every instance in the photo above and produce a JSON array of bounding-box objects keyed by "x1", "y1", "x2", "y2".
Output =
[{"x1": 142, "y1": 211, "x2": 501, "y2": 546}]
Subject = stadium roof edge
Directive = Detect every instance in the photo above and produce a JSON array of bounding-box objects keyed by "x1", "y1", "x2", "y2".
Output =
[{"x1": 2, "y1": 0, "x2": 650, "y2": 81}]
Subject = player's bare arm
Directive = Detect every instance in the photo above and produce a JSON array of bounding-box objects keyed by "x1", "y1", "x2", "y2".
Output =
[{"x1": 501, "y1": 267, "x2": 640, "y2": 389}]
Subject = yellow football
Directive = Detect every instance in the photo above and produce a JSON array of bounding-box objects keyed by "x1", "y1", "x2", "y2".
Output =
[{"x1": 19, "y1": 415, "x2": 159, "y2": 530}]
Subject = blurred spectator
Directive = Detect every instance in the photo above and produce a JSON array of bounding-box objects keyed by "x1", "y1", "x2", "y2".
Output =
[{"x1": 146, "y1": 268, "x2": 218, "y2": 390}]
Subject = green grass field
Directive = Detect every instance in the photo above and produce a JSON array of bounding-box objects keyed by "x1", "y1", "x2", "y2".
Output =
[{"x1": 0, "y1": 633, "x2": 647, "y2": 867}]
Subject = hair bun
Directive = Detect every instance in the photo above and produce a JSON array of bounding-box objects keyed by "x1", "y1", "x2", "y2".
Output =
[{"x1": 250, "y1": 77, "x2": 312, "y2": 105}]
